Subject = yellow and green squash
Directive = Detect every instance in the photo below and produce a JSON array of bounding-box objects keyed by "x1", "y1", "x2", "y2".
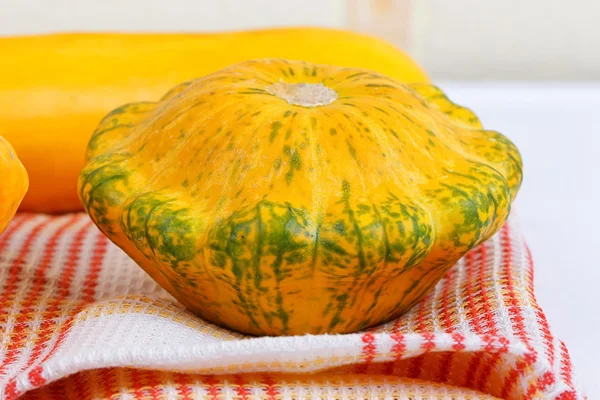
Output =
[{"x1": 78, "y1": 59, "x2": 522, "y2": 336}]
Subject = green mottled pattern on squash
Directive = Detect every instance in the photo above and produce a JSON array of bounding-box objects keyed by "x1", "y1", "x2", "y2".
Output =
[{"x1": 78, "y1": 59, "x2": 523, "y2": 336}]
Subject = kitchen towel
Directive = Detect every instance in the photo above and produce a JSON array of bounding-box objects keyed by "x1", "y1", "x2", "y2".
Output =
[{"x1": 0, "y1": 212, "x2": 583, "y2": 399}]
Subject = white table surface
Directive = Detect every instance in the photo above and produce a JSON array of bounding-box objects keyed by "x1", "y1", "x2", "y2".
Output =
[{"x1": 440, "y1": 82, "x2": 599, "y2": 398}]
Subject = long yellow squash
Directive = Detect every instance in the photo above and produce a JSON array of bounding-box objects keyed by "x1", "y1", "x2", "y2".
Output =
[{"x1": 0, "y1": 28, "x2": 428, "y2": 213}]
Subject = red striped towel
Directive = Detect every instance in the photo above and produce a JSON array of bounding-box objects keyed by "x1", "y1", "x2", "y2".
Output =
[{"x1": 0, "y1": 212, "x2": 583, "y2": 399}]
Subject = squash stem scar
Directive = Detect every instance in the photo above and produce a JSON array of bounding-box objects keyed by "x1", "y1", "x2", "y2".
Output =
[{"x1": 267, "y1": 81, "x2": 337, "y2": 107}]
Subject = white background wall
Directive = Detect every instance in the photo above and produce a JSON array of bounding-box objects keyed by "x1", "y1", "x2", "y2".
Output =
[
  {"x1": 0, "y1": 0, "x2": 345, "y2": 34},
  {"x1": 415, "y1": 0, "x2": 600, "y2": 80},
  {"x1": 1, "y1": 0, "x2": 599, "y2": 80}
]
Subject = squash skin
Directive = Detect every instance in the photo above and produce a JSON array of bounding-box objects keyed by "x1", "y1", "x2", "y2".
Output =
[
  {"x1": 0, "y1": 136, "x2": 28, "y2": 234},
  {"x1": 78, "y1": 59, "x2": 522, "y2": 336},
  {"x1": 0, "y1": 28, "x2": 428, "y2": 213}
]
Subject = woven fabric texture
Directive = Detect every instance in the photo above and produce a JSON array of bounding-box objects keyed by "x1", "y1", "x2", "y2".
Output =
[{"x1": 0, "y1": 212, "x2": 583, "y2": 399}]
